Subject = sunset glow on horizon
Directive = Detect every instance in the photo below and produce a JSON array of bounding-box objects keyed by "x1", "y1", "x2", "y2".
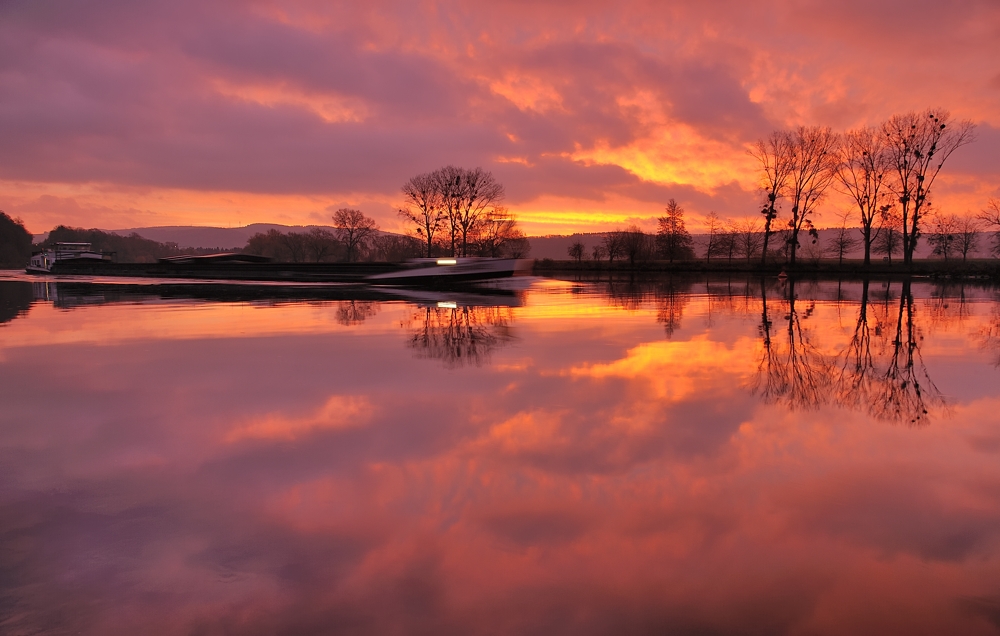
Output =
[{"x1": 2, "y1": 1, "x2": 999, "y2": 236}]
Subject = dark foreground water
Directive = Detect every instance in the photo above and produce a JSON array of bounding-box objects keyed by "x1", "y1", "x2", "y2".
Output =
[{"x1": 3, "y1": 272, "x2": 1000, "y2": 635}]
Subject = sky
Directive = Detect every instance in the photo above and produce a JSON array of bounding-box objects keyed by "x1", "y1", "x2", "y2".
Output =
[{"x1": 1, "y1": 0, "x2": 999, "y2": 236}]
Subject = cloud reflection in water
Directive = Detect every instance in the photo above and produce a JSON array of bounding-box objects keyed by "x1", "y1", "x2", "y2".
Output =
[{"x1": 1, "y1": 277, "x2": 1000, "y2": 634}]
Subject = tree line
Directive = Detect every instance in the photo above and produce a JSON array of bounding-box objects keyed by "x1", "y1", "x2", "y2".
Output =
[
  {"x1": 749, "y1": 109, "x2": 977, "y2": 268},
  {"x1": 0, "y1": 212, "x2": 32, "y2": 268},
  {"x1": 243, "y1": 209, "x2": 426, "y2": 263}
]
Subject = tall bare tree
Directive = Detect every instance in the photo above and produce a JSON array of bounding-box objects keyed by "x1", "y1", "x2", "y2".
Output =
[
  {"x1": 836, "y1": 126, "x2": 894, "y2": 266},
  {"x1": 748, "y1": 132, "x2": 795, "y2": 266},
  {"x1": 399, "y1": 172, "x2": 444, "y2": 257},
  {"x1": 332, "y1": 207, "x2": 378, "y2": 262},
  {"x1": 454, "y1": 167, "x2": 505, "y2": 256},
  {"x1": 434, "y1": 165, "x2": 465, "y2": 256},
  {"x1": 784, "y1": 126, "x2": 839, "y2": 267},
  {"x1": 882, "y1": 110, "x2": 976, "y2": 267}
]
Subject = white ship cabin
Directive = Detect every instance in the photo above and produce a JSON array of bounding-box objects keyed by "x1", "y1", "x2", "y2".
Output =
[{"x1": 27, "y1": 242, "x2": 109, "y2": 273}]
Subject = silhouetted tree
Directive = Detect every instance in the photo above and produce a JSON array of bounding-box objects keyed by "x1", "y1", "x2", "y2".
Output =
[
  {"x1": 873, "y1": 208, "x2": 903, "y2": 263},
  {"x1": 332, "y1": 208, "x2": 378, "y2": 262},
  {"x1": 734, "y1": 217, "x2": 764, "y2": 263},
  {"x1": 883, "y1": 110, "x2": 975, "y2": 267},
  {"x1": 304, "y1": 228, "x2": 341, "y2": 262},
  {"x1": 474, "y1": 207, "x2": 529, "y2": 257},
  {"x1": 656, "y1": 199, "x2": 694, "y2": 262},
  {"x1": 836, "y1": 126, "x2": 894, "y2": 266},
  {"x1": 927, "y1": 212, "x2": 958, "y2": 261},
  {"x1": 749, "y1": 131, "x2": 795, "y2": 266},
  {"x1": 703, "y1": 212, "x2": 722, "y2": 263},
  {"x1": 621, "y1": 225, "x2": 652, "y2": 267},
  {"x1": 370, "y1": 233, "x2": 423, "y2": 262},
  {"x1": 955, "y1": 215, "x2": 980, "y2": 263},
  {"x1": 399, "y1": 172, "x2": 444, "y2": 257},
  {"x1": 0, "y1": 212, "x2": 32, "y2": 268},
  {"x1": 978, "y1": 197, "x2": 1000, "y2": 257},
  {"x1": 454, "y1": 167, "x2": 505, "y2": 256},
  {"x1": 828, "y1": 212, "x2": 860, "y2": 265},
  {"x1": 603, "y1": 231, "x2": 624, "y2": 264},
  {"x1": 567, "y1": 240, "x2": 585, "y2": 263},
  {"x1": 784, "y1": 126, "x2": 838, "y2": 266}
]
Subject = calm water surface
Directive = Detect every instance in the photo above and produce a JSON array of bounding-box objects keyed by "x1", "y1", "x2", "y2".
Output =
[{"x1": 2, "y1": 272, "x2": 1000, "y2": 635}]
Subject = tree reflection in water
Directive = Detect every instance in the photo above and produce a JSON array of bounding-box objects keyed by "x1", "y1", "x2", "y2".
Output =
[
  {"x1": 752, "y1": 278, "x2": 831, "y2": 410},
  {"x1": 335, "y1": 300, "x2": 379, "y2": 326},
  {"x1": 655, "y1": 277, "x2": 691, "y2": 338},
  {"x1": 748, "y1": 275, "x2": 944, "y2": 424},
  {"x1": 405, "y1": 304, "x2": 515, "y2": 368},
  {"x1": 869, "y1": 280, "x2": 942, "y2": 425},
  {"x1": 601, "y1": 275, "x2": 693, "y2": 337}
]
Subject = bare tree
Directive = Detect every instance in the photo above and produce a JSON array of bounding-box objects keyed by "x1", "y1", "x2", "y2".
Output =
[
  {"x1": 621, "y1": 225, "x2": 652, "y2": 268},
  {"x1": 399, "y1": 172, "x2": 444, "y2": 258},
  {"x1": 828, "y1": 212, "x2": 860, "y2": 265},
  {"x1": 748, "y1": 132, "x2": 795, "y2": 266},
  {"x1": 656, "y1": 199, "x2": 694, "y2": 262},
  {"x1": 305, "y1": 228, "x2": 340, "y2": 262},
  {"x1": 591, "y1": 244, "x2": 607, "y2": 262},
  {"x1": 734, "y1": 217, "x2": 764, "y2": 263},
  {"x1": 784, "y1": 126, "x2": 839, "y2": 266},
  {"x1": 955, "y1": 215, "x2": 980, "y2": 263},
  {"x1": 603, "y1": 231, "x2": 624, "y2": 264},
  {"x1": 475, "y1": 207, "x2": 529, "y2": 257},
  {"x1": 883, "y1": 110, "x2": 976, "y2": 267},
  {"x1": 836, "y1": 126, "x2": 894, "y2": 266},
  {"x1": 332, "y1": 207, "x2": 378, "y2": 262},
  {"x1": 874, "y1": 208, "x2": 903, "y2": 263},
  {"x1": 703, "y1": 212, "x2": 722, "y2": 263},
  {"x1": 977, "y1": 197, "x2": 1000, "y2": 257},
  {"x1": 567, "y1": 240, "x2": 585, "y2": 263},
  {"x1": 370, "y1": 233, "x2": 423, "y2": 262},
  {"x1": 927, "y1": 212, "x2": 958, "y2": 261},
  {"x1": 434, "y1": 165, "x2": 465, "y2": 256},
  {"x1": 454, "y1": 167, "x2": 504, "y2": 256},
  {"x1": 715, "y1": 219, "x2": 738, "y2": 263}
]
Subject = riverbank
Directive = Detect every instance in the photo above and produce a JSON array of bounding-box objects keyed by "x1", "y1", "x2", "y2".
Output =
[{"x1": 533, "y1": 257, "x2": 1000, "y2": 279}]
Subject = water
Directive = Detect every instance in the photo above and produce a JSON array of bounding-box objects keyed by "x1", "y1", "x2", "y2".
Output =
[{"x1": 2, "y1": 272, "x2": 1000, "y2": 635}]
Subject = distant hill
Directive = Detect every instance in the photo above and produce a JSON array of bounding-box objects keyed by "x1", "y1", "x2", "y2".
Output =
[{"x1": 110, "y1": 224, "x2": 340, "y2": 250}]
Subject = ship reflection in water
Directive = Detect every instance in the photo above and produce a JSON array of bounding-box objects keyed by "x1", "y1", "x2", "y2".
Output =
[{"x1": 3, "y1": 273, "x2": 1000, "y2": 634}]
